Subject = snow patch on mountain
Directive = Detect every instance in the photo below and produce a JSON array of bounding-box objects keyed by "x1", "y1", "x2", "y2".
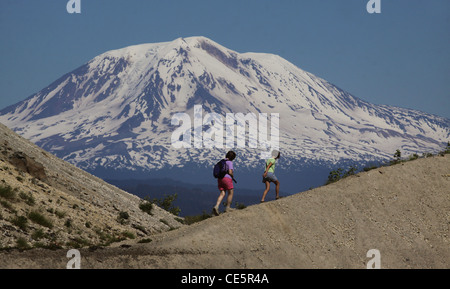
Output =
[{"x1": 0, "y1": 36, "x2": 448, "y2": 174}]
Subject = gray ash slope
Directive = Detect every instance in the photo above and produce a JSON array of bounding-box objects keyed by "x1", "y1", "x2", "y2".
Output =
[
  {"x1": 0, "y1": 122, "x2": 183, "y2": 249},
  {"x1": 1, "y1": 153, "x2": 449, "y2": 268}
]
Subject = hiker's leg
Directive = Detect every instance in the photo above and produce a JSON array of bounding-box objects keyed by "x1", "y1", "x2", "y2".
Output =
[
  {"x1": 261, "y1": 181, "x2": 270, "y2": 202},
  {"x1": 226, "y1": 189, "x2": 234, "y2": 208},
  {"x1": 275, "y1": 180, "x2": 280, "y2": 199},
  {"x1": 215, "y1": 190, "x2": 226, "y2": 208}
]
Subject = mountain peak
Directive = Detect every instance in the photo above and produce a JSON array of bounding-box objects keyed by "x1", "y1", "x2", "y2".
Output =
[
  {"x1": 94, "y1": 36, "x2": 229, "y2": 59},
  {"x1": 0, "y1": 37, "x2": 448, "y2": 189}
]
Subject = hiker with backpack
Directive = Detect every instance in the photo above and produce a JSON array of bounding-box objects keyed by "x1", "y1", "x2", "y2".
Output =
[
  {"x1": 260, "y1": 150, "x2": 281, "y2": 203},
  {"x1": 212, "y1": 151, "x2": 236, "y2": 216}
]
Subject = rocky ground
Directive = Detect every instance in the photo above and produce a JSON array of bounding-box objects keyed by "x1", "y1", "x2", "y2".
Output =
[{"x1": 0, "y1": 123, "x2": 183, "y2": 250}]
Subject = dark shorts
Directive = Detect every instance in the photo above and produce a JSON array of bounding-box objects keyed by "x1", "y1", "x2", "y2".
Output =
[{"x1": 263, "y1": 172, "x2": 278, "y2": 183}]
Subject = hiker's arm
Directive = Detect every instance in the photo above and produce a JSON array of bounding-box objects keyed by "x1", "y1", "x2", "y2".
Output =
[
  {"x1": 263, "y1": 162, "x2": 273, "y2": 176},
  {"x1": 229, "y1": 169, "x2": 237, "y2": 183}
]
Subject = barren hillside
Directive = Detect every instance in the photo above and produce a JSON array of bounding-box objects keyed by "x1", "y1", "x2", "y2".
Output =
[
  {"x1": 0, "y1": 123, "x2": 183, "y2": 250},
  {"x1": 1, "y1": 142, "x2": 448, "y2": 268}
]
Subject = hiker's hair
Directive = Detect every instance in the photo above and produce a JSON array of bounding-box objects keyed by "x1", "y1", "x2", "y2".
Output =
[
  {"x1": 272, "y1": 150, "x2": 280, "y2": 159},
  {"x1": 226, "y1": 151, "x2": 236, "y2": 161}
]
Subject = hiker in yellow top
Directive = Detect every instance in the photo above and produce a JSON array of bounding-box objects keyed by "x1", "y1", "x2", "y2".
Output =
[{"x1": 260, "y1": 150, "x2": 281, "y2": 203}]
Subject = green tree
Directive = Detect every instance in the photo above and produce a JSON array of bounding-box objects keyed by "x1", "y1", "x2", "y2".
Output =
[
  {"x1": 143, "y1": 194, "x2": 181, "y2": 216},
  {"x1": 156, "y1": 194, "x2": 181, "y2": 216},
  {"x1": 394, "y1": 149, "x2": 401, "y2": 161},
  {"x1": 326, "y1": 168, "x2": 343, "y2": 185},
  {"x1": 343, "y1": 166, "x2": 357, "y2": 178},
  {"x1": 390, "y1": 149, "x2": 402, "y2": 165}
]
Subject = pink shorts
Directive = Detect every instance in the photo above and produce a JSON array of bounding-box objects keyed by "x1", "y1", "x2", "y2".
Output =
[{"x1": 218, "y1": 177, "x2": 234, "y2": 191}]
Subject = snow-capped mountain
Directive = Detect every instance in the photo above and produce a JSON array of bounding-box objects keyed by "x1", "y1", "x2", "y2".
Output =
[{"x1": 0, "y1": 36, "x2": 448, "y2": 181}]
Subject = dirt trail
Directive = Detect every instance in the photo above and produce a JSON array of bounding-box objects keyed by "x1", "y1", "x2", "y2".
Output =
[{"x1": 1, "y1": 154, "x2": 449, "y2": 269}]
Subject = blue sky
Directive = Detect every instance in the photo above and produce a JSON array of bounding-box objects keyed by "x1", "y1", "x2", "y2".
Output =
[{"x1": 1, "y1": 0, "x2": 449, "y2": 118}]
